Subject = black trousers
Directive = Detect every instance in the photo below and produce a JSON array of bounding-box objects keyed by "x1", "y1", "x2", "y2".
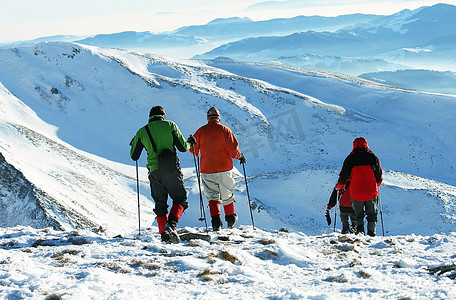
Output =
[
  {"x1": 148, "y1": 169, "x2": 188, "y2": 217},
  {"x1": 352, "y1": 197, "x2": 378, "y2": 232}
]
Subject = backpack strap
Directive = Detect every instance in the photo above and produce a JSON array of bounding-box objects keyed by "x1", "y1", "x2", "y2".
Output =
[{"x1": 144, "y1": 124, "x2": 158, "y2": 155}]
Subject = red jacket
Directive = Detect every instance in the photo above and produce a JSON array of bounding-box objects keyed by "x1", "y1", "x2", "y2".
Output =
[
  {"x1": 327, "y1": 181, "x2": 352, "y2": 210},
  {"x1": 339, "y1": 183, "x2": 352, "y2": 207},
  {"x1": 190, "y1": 120, "x2": 242, "y2": 174},
  {"x1": 337, "y1": 138, "x2": 382, "y2": 201}
]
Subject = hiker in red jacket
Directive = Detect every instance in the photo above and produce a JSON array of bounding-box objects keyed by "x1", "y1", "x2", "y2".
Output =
[
  {"x1": 336, "y1": 137, "x2": 383, "y2": 236},
  {"x1": 188, "y1": 107, "x2": 246, "y2": 231},
  {"x1": 326, "y1": 180, "x2": 356, "y2": 234}
]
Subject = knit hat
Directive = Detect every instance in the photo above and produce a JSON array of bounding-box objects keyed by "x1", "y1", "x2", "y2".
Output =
[{"x1": 207, "y1": 107, "x2": 220, "y2": 119}]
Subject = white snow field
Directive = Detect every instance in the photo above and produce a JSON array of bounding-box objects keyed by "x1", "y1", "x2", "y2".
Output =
[{"x1": 0, "y1": 42, "x2": 455, "y2": 298}]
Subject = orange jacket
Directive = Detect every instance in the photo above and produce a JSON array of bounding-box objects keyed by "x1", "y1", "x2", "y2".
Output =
[{"x1": 190, "y1": 120, "x2": 242, "y2": 174}]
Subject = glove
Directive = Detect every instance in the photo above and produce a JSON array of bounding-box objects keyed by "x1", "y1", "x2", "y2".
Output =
[
  {"x1": 239, "y1": 153, "x2": 247, "y2": 164},
  {"x1": 187, "y1": 135, "x2": 196, "y2": 146},
  {"x1": 325, "y1": 209, "x2": 331, "y2": 225},
  {"x1": 336, "y1": 183, "x2": 345, "y2": 191}
]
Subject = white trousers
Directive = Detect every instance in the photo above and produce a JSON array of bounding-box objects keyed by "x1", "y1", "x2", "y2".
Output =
[{"x1": 201, "y1": 170, "x2": 235, "y2": 205}]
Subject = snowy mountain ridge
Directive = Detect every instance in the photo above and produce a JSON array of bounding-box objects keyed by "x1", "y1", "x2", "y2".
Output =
[{"x1": 0, "y1": 41, "x2": 455, "y2": 235}]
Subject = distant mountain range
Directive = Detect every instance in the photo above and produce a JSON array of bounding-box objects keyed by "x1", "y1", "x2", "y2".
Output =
[
  {"x1": 0, "y1": 11, "x2": 382, "y2": 59},
  {"x1": 196, "y1": 4, "x2": 456, "y2": 75},
  {"x1": 359, "y1": 69, "x2": 456, "y2": 95},
  {"x1": 66, "y1": 13, "x2": 382, "y2": 59},
  {"x1": 174, "y1": 14, "x2": 379, "y2": 41}
]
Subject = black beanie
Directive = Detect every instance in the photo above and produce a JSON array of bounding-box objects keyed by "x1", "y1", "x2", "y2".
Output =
[{"x1": 149, "y1": 106, "x2": 165, "y2": 118}]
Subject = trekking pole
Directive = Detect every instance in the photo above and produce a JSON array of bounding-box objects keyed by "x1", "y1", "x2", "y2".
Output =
[
  {"x1": 241, "y1": 162, "x2": 255, "y2": 230},
  {"x1": 135, "y1": 160, "x2": 141, "y2": 235},
  {"x1": 191, "y1": 144, "x2": 208, "y2": 232},
  {"x1": 333, "y1": 190, "x2": 339, "y2": 232},
  {"x1": 378, "y1": 193, "x2": 385, "y2": 236}
]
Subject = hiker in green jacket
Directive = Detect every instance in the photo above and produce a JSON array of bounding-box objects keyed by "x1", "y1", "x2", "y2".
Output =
[{"x1": 130, "y1": 106, "x2": 190, "y2": 243}]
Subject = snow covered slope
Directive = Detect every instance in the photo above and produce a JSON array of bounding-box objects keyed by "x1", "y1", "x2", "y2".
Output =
[
  {"x1": 0, "y1": 151, "x2": 61, "y2": 229},
  {"x1": 1, "y1": 226, "x2": 455, "y2": 299},
  {"x1": 0, "y1": 42, "x2": 455, "y2": 237},
  {"x1": 0, "y1": 81, "x2": 155, "y2": 234}
]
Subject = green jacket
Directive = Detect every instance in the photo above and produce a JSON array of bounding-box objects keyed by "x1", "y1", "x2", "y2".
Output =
[{"x1": 130, "y1": 115, "x2": 190, "y2": 171}]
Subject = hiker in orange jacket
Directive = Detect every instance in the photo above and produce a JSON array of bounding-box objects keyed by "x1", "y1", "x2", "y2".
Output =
[{"x1": 188, "y1": 107, "x2": 246, "y2": 231}]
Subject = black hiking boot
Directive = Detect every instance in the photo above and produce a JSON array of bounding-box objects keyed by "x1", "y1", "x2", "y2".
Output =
[
  {"x1": 356, "y1": 225, "x2": 365, "y2": 235},
  {"x1": 367, "y1": 230, "x2": 376, "y2": 237},
  {"x1": 341, "y1": 226, "x2": 350, "y2": 234},
  {"x1": 211, "y1": 215, "x2": 223, "y2": 232},
  {"x1": 225, "y1": 213, "x2": 238, "y2": 229},
  {"x1": 161, "y1": 222, "x2": 180, "y2": 244}
]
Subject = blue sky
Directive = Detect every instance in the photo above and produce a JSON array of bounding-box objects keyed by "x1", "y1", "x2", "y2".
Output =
[{"x1": 0, "y1": 0, "x2": 453, "y2": 43}]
